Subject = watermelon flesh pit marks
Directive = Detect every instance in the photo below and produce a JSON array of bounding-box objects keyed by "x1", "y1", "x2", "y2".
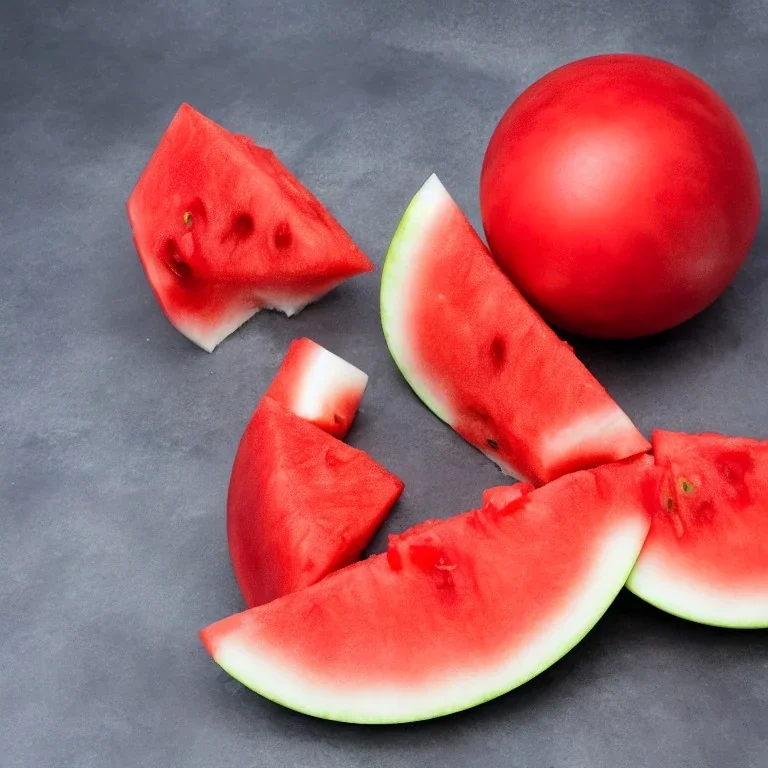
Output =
[
  {"x1": 628, "y1": 430, "x2": 768, "y2": 628},
  {"x1": 127, "y1": 104, "x2": 373, "y2": 351},
  {"x1": 203, "y1": 454, "x2": 653, "y2": 723},
  {"x1": 380, "y1": 174, "x2": 650, "y2": 486},
  {"x1": 227, "y1": 396, "x2": 404, "y2": 608},
  {"x1": 263, "y1": 338, "x2": 368, "y2": 439}
]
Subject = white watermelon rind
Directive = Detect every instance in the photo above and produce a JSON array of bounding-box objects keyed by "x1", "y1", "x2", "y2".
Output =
[
  {"x1": 627, "y1": 556, "x2": 768, "y2": 629},
  {"x1": 287, "y1": 341, "x2": 369, "y2": 427},
  {"x1": 380, "y1": 174, "x2": 456, "y2": 425},
  {"x1": 380, "y1": 175, "x2": 524, "y2": 479},
  {"x1": 174, "y1": 282, "x2": 347, "y2": 353},
  {"x1": 206, "y1": 516, "x2": 649, "y2": 724}
]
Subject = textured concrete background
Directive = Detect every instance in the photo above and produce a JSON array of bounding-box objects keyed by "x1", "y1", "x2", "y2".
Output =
[{"x1": 1, "y1": 0, "x2": 766, "y2": 765}]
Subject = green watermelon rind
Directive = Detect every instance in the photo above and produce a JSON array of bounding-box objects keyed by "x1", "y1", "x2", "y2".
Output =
[
  {"x1": 626, "y1": 561, "x2": 768, "y2": 629},
  {"x1": 205, "y1": 517, "x2": 649, "y2": 724},
  {"x1": 380, "y1": 174, "x2": 456, "y2": 427},
  {"x1": 379, "y1": 174, "x2": 530, "y2": 480}
]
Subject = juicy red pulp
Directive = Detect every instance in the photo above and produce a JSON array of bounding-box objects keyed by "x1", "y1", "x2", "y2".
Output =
[
  {"x1": 127, "y1": 104, "x2": 373, "y2": 348},
  {"x1": 640, "y1": 431, "x2": 768, "y2": 590},
  {"x1": 406, "y1": 188, "x2": 649, "y2": 484},
  {"x1": 204, "y1": 454, "x2": 653, "y2": 692},
  {"x1": 227, "y1": 397, "x2": 403, "y2": 607}
]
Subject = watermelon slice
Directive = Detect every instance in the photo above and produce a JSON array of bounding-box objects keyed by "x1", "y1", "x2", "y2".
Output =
[
  {"x1": 203, "y1": 454, "x2": 652, "y2": 723},
  {"x1": 127, "y1": 104, "x2": 373, "y2": 351},
  {"x1": 380, "y1": 174, "x2": 650, "y2": 486},
  {"x1": 263, "y1": 338, "x2": 368, "y2": 439},
  {"x1": 228, "y1": 396, "x2": 403, "y2": 608},
  {"x1": 627, "y1": 430, "x2": 768, "y2": 628}
]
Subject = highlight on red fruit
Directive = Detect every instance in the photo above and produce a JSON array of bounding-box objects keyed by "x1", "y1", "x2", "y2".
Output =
[{"x1": 481, "y1": 54, "x2": 761, "y2": 339}]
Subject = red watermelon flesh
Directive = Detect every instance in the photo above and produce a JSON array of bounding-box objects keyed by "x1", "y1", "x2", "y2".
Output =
[
  {"x1": 380, "y1": 175, "x2": 650, "y2": 485},
  {"x1": 263, "y1": 338, "x2": 368, "y2": 439},
  {"x1": 228, "y1": 396, "x2": 403, "y2": 608},
  {"x1": 627, "y1": 430, "x2": 768, "y2": 628},
  {"x1": 481, "y1": 482, "x2": 534, "y2": 511},
  {"x1": 203, "y1": 454, "x2": 652, "y2": 723},
  {"x1": 127, "y1": 104, "x2": 373, "y2": 351}
]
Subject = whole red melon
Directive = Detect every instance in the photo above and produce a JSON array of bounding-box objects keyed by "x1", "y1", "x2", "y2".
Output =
[{"x1": 480, "y1": 54, "x2": 761, "y2": 339}]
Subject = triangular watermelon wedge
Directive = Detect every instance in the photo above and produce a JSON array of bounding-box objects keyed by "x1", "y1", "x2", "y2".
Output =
[
  {"x1": 380, "y1": 174, "x2": 650, "y2": 485},
  {"x1": 627, "y1": 430, "x2": 768, "y2": 628},
  {"x1": 204, "y1": 454, "x2": 652, "y2": 723},
  {"x1": 228, "y1": 396, "x2": 403, "y2": 608},
  {"x1": 127, "y1": 104, "x2": 373, "y2": 351}
]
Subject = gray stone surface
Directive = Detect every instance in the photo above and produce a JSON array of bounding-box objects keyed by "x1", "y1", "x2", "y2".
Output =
[{"x1": 1, "y1": 0, "x2": 766, "y2": 765}]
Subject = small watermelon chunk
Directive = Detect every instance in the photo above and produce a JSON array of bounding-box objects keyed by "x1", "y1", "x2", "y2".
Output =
[
  {"x1": 380, "y1": 174, "x2": 649, "y2": 485},
  {"x1": 127, "y1": 104, "x2": 373, "y2": 351},
  {"x1": 228, "y1": 396, "x2": 403, "y2": 608},
  {"x1": 627, "y1": 430, "x2": 768, "y2": 628},
  {"x1": 264, "y1": 338, "x2": 368, "y2": 439},
  {"x1": 203, "y1": 455, "x2": 652, "y2": 723},
  {"x1": 481, "y1": 482, "x2": 534, "y2": 511}
]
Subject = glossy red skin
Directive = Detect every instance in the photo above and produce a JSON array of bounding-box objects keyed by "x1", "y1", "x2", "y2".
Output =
[
  {"x1": 227, "y1": 397, "x2": 403, "y2": 608},
  {"x1": 481, "y1": 54, "x2": 761, "y2": 339}
]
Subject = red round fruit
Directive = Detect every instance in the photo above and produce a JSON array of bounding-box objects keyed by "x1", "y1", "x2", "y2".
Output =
[{"x1": 480, "y1": 54, "x2": 761, "y2": 339}]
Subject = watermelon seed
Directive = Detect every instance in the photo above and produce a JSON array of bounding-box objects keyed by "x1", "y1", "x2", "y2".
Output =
[
  {"x1": 679, "y1": 478, "x2": 694, "y2": 494},
  {"x1": 489, "y1": 335, "x2": 506, "y2": 370},
  {"x1": 487, "y1": 439, "x2": 498, "y2": 450},
  {"x1": 333, "y1": 414, "x2": 343, "y2": 425},
  {"x1": 231, "y1": 213, "x2": 255, "y2": 241},
  {"x1": 274, "y1": 221, "x2": 293, "y2": 250},
  {"x1": 183, "y1": 211, "x2": 193, "y2": 227},
  {"x1": 163, "y1": 239, "x2": 192, "y2": 281},
  {"x1": 666, "y1": 497, "x2": 674, "y2": 510}
]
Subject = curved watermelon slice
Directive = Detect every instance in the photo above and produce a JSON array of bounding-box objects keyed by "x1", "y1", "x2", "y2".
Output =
[
  {"x1": 203, "y1": 455, "x2": 652, "y2": 723},
  {"x1": 263, "y1": 338, "x2": 368, "y2": 439},
  {"x1": 228, "y1": 396, "x2": 403, "y2": 608},
  {"x1": 380, "y1": 174, "x2": 650, "y2": 486},
  {"x1": 627, "y1": 430, "x2": 768, "y2": 628},
  {"x1": 127, "y1": 104, "x2": 373, "y2": 351}
]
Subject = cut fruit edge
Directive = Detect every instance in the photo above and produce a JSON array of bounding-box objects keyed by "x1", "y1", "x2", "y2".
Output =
[
  {"x1": 627, "y1": 556, "x2": 768, "y2": 629},
  {"x1": 264, "y1": 337, "x2": 368, "y2": 439},
  {"x1": 200, "y1": 448, "x2": 652, "y2": 723},
  {"x1": 203, "y1": 519, "x2": 647, "y2": 724},
  {"x1": 380, "y1": 174, "x2": 649, "y2": 483},
  {"x1": 627, "y1": 429, "x2": 768, "y2": 629},
  {"x1": 172, "y1": 280, "x2": 349, "y2": 353},
  {"x1": 380, "y1": 174, "x2": 457, "y2": 427}
]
